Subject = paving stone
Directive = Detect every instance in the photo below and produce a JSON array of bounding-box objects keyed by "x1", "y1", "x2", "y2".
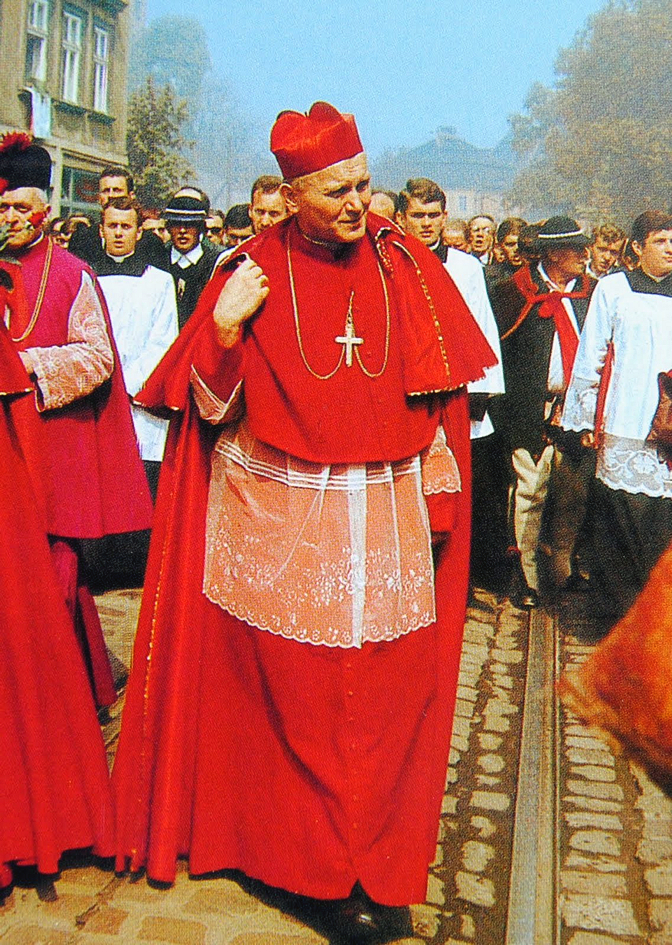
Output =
[
  {"x1": 425, "y1": 873, "x2": 445, "y2": 906},
  {"x1": 445, "y1": 767, "x2": 459, "y2": 784},
  {"x1": 560, "y1": 872, "x2": 627, "y2": 896},
  {"x1": 490, "y1": 648, "x2": 523, "y2": 664},
  {"x1": 182, "y1": 884, "x2": 261, "y2": 916},
  {"x1": 430, "y1": 844, "x2": 445, "y2": 868},
  {"x1": 566, "y1": 736, "x2": 613, "y2": 753},
  {"x1": 567, "y1": 780, "x2": 624, "y2": 801},
  {"x1": 451, "y1": 734, "x2": 469, "y2": 753},
  {"x1": 461, "y1": 841, "x2": 495, "y2": 873},
  {"x1": 470, "y1": 791, "x2": 511, "y2": 812},
  {"x1": 636, "y1": 795, "x2": 672, "y2": 816},
  {"x1": 454, "y1": 871, "x2": 495, "y2": 908},
  {"x1": 567, "y1": 749, "x2": 616, "y2": 767},
  {"x1": 561, "y1": 893, "x2": 640, "y2": 935},
  {"x1": 229, "y1": 935, "x2": 325, "y2": 944},
  {"x1": 564, "y1": 812, "x2": 623, "y2": 831},
  {"x1": 569, "y1": 765, "x2": 616, "y2": 783},
  {"x1": 645, "y1": 864, "x2": 672, "y2": 896},
  {"x1": 490, "y1": 674, "x2": 514, "y2": 689},
  {"x1": 454, "y1": 699, "x2": 477, "y2": 719},
  {"x1": 452, "y1": 717, "x2": 472, "y2": 738},
  {"x1": 569, "y1": 831, "x2": 621, "y2": 857},
  {"x1": 482, "y1": 714, "x2": 510, "y2": 733},
  {"x1": 449, "y1": 748, "x2": 461, "y2": 766},
  {"x1": 650, "y1": 898, "x2": 672, "y2": 931},
  {"x1": 637, "y1": 838, "x2": 672, "y2": 863},
  {"x1": 563, "y1": 796, "x2": 622, "y2": 814},
  {"x1": 478, "y1": 754, "x2": 505, "y2": 774},
  {"x1": 644, "y1": 820, "x2": 672, "y2": 840},
  {"x1": 564, "y1": 853, "x2": 626, "y2": 873},
  {"x1": 460, "y1": 913, "x2": 476, "y2": 939},
  {"x1": 138, "y1": 915, "x2": 207, "y2": 944},
  {"x1": 410, "y1": 903, "x2": 442, "y2": 939},
  {"x1": 567, "y1": 933, "x2": 626, "y2": 944},
  {"x1": 478, "y1": 733, "x2": 503, "y2": 750},
  {"x1": 456, "y1": 685, "x2": 478, "y2": 703},
  {"x1": 470, "y1": 816, "x2": 496, "y2": 839},
  {"x1": 0, "y1": 927, "x2": 72, "y2": 945},
  {"x1": 442, "y1": 795, "x2": 458, "y2": 816},
  {"x1": 476, "y1": 775, "x2": 501, "y2": 787},
  {"x1": 83, "y1": 906, "x2": 130, "y2": 934}
]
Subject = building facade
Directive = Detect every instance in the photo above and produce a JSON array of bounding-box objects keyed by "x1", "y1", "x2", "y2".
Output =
[{"x1": 0, "y1": 0, "x2": 130, "y2": 217}]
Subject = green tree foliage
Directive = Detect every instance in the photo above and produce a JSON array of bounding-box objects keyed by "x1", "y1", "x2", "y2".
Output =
[
  {"x1": 126, "y1": 76, "x2": 193, "y2": 209},
  {"x1": 509, "y1": 0, "x2": 672, "y2": 224}
]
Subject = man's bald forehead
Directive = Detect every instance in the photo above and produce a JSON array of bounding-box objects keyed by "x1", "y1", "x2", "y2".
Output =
[{"x1": 290, "y1": 153, "x2": 369, "y2": 191}]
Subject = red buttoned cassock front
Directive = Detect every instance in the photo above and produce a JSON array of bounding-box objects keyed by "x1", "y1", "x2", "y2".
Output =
[{"x1": 113, "y1": 213, "x2": 495, "y2": 904}]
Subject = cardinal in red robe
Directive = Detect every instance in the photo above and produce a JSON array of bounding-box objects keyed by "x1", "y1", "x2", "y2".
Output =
[
  {"x1": 0, "y1": 317, "x2": 113, "y2": 889},
  {"x1": 0, "y1": 135, "x2": 153, "y2": 708},
  {"x1": 112, "y1": 103, "x2": 496, "y2": 942}
]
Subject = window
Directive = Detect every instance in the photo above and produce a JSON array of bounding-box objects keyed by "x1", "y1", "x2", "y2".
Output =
[
  {"x1": 92, "y1": 26, "x2": 109, "y2": 112},
  {"x1": 25, "y1": 0, "x2": 49, "y2": 83},
  {"x1": 61, "y1": 11, "x2": 82, "y2": 103}
]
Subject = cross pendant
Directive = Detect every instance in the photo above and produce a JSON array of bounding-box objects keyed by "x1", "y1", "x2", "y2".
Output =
[{"x1": 335, "y1": 292, "x2": 363, "y2": 367}]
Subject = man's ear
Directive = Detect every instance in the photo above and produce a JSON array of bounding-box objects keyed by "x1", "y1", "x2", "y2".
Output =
[{"x1": 280, "y1": 182, "x2": 299, "y2": 215}]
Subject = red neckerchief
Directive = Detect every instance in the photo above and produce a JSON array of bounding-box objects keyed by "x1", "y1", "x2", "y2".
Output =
[{"x1": 503, "y1": 265, "x2": 592, "y2": 386}]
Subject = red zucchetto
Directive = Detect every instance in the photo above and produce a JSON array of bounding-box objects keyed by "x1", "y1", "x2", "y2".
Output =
[{"x1": 270, "y1": 101, "x2": 364, "y2": 180}]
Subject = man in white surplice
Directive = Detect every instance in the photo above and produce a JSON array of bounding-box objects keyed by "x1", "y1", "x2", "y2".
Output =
[
  {"x1": 562, "y1": 209, "x2": 672, "y2": 617},
  {"x1": 96, "y1": 196, "x2": 179, "y2": 491}
]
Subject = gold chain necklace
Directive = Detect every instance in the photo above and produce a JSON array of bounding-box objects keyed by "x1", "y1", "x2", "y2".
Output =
[
  {"x1": 9, "y1": 238, "x2": 53, "y2": 343},
  {"x1": 287, "y1": 232, "x2": 390, "y2": 381}
]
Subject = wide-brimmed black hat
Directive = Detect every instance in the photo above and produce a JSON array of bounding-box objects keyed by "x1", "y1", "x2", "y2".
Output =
[
  {"x1": 536, "y1": 215, "x2": 589, "y2": 251},
  {"x1": 163, "y1": 194, "x2": 207, "y2": 227},
  {"x1": 0, "y1": 132, "x2": 51, "y2": 194}
]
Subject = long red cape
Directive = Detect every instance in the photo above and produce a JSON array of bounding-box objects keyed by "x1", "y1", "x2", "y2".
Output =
[{"x1": 112, "y1": 216, "x2": 483, "y2": 903}]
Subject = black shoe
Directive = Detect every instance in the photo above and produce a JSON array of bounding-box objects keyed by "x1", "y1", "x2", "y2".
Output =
[
  {"x1": 512, "y1": 585, "x2": 539, "y2": 609},
  {"x1": 326, "y1": 886, "x2": 413, "y2": 944}
]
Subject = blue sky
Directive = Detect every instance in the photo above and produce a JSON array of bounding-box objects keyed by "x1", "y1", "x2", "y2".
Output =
[{"x1": 146, "y1": 0, "x2": 607, "y2": 157}]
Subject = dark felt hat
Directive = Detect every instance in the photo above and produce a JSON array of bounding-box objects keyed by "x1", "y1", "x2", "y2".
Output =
[
  {"x1": 536, "y1": 215, "x2": 589, "y2": 251},
  {"x1": 0, "y1": 132, "x2": 51, "y2": 194},
  {"x1": 163, "y1": 194, "x2": 208, "y2": 226}
]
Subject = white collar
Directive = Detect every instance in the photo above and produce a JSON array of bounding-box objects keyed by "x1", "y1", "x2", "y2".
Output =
[{"x1": 171, "y1": 241, "x2": 204, "y2": 268}]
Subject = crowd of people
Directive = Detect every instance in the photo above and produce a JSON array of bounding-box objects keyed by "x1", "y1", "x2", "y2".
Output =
[{"x1": 1, "y1": 100, "x2": 671, "y2": 944}]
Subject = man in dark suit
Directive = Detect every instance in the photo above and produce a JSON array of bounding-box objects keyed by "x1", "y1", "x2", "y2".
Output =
[
  {"x1": 489, "y1": 216, "x2": 596, "y2": 607},
  {"x1": 164, "y1": 192, "x2": 226, "y2": 330}
]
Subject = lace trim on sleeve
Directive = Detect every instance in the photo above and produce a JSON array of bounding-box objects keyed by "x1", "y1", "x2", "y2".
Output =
[
  {"x1": 562, "y1": 375, "x2": 598, "y2": 433},
  {"x1": 421, "y1": 423, "x2": 462, "y2": 495},
  {"x1": 190, "y1": 368, "x2": 244, "y2": 425},
  {"x1": 28, "y1": 272, "x2": 114, "y2": 411}
]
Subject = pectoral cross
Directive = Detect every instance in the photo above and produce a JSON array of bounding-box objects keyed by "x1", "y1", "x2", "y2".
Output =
[{"x1": 335, "y1": 291, "x2": 363, "y2": 367}]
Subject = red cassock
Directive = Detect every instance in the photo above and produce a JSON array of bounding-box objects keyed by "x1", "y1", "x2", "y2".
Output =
[
  {"x1": 0, "y1": 321, "x2": 113, "y2": 887},
  {"x1": 113, "y1": 215, "x2": 496, "y2": 904}
]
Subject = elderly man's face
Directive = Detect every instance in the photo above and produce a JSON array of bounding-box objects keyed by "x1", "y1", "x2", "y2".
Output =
[
  {"x1": 469, "y1": 217, "x2": 495, "y2": 254},
  {"x1": 0, "y1": 187, "x2": 49, "y2": 249},
  {"x1": 285, "y1": 153, "x2": 371, "y2": 245}
]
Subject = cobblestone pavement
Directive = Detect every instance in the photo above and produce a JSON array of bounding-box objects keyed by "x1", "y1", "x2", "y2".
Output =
[{"x1": 3, "y1": 585, "x2": 672, "y2": 944}]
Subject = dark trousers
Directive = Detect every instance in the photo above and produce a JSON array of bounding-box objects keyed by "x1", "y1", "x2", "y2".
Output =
[{"x1": 588, "y1": 479, "x2": 672, "y2": 617}]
